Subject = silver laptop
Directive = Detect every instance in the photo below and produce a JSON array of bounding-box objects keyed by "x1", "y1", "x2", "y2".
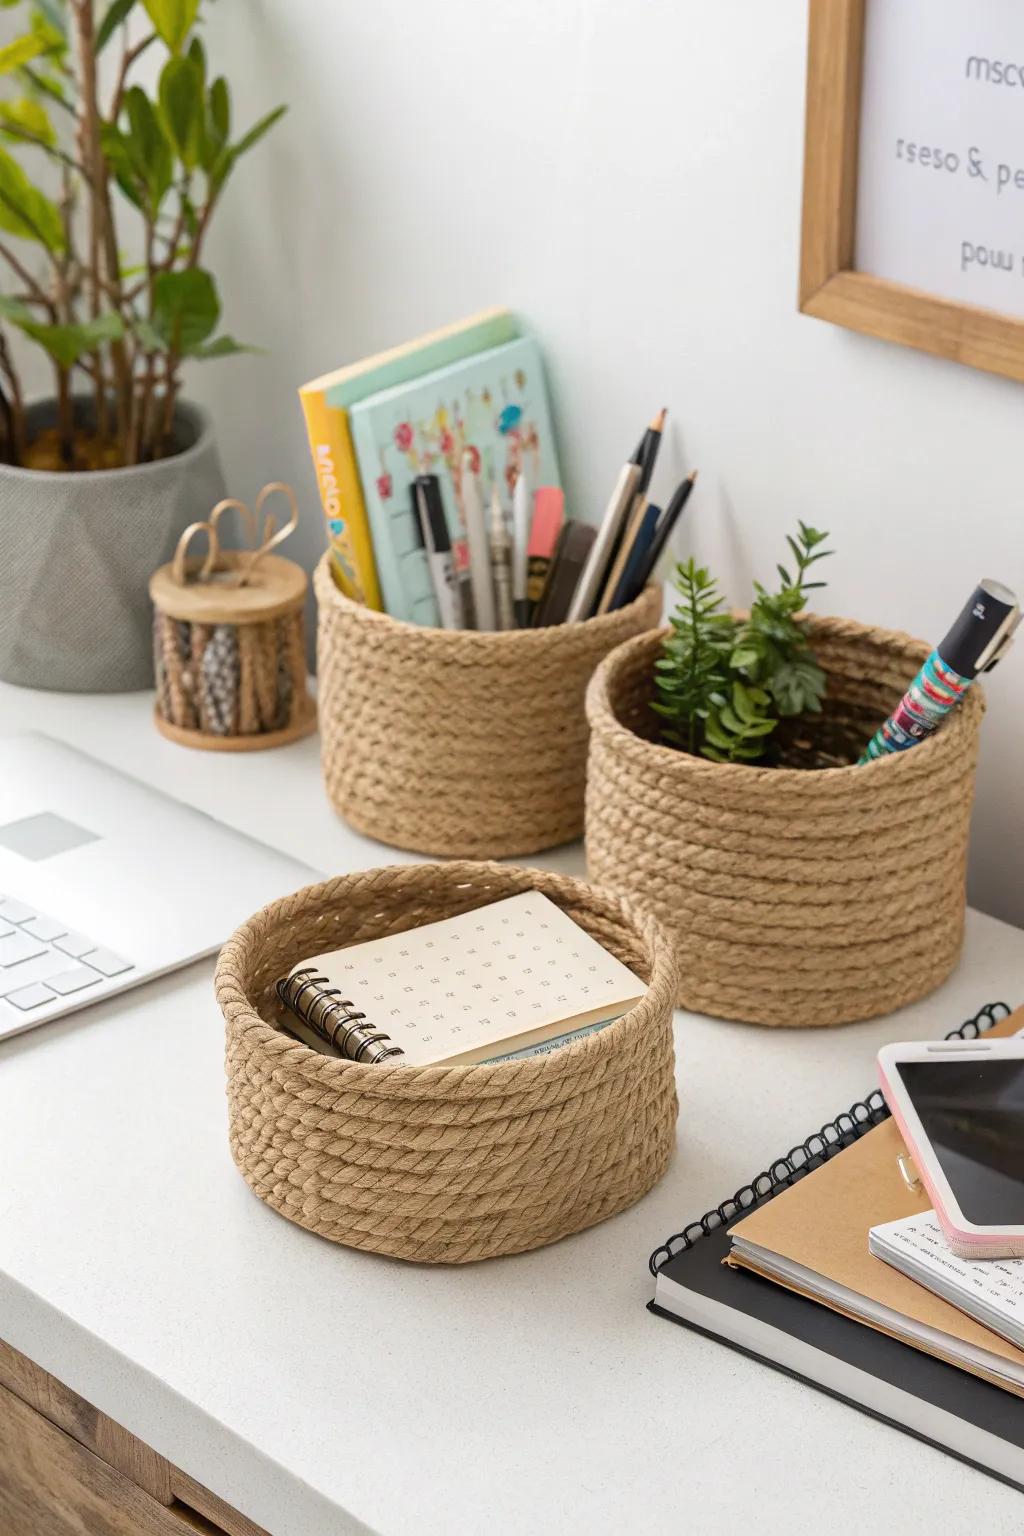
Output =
[{"x1": 0, "y1": 734, "x2": 317, "y2": 1042}]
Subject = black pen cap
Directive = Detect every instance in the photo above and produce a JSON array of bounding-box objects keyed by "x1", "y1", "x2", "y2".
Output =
[
  {"x1": 937, "y1": 579, "x2": 1019, "y2": 679},
  {"x1": 412, "y1": 475, "x2": 451, "y2": 553}
]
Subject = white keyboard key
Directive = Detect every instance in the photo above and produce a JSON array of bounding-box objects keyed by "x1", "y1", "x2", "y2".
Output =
[
  {"x1": 46, "y1": 966, "x2": 101, "y2": 997},
  {"x1": 4, "y1": 982, "x2": 56, "y2": 1011},
  {"x1": 0, "y1": 898, "x2": 36, "y2": 925},
  {"x1": 21, "y1": 916, "x2": 67, "y2": 943},
  {"x1": 82, "y1": 949, "x2": 133, "y2": 979},
  {"x1": 0, "y1": 931, "x2": 48, "y2": 967},
  {"x1": 54, "y1": 932, "x2": 96, "y2": 959},
  {"x1": 0, "y1": 954, "x2": 63, "y2": 994},
  {"x1": 0, "y1": 921, "x2": 13, "y2": 939}
]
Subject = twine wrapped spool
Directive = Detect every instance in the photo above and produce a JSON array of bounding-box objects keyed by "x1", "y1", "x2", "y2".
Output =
[
  {"x1": 215, "y1": 861, "x2": 679, "y2": 1264},
  {"x1": 585, "y1": 617, "x2": 986, "y2": 1028},
  {"x1": 149, "y1": 487, "x2": 316, "y2": 751},
  {"x1": 314, "y1": 553, "x2": 663, "y2": 857}
]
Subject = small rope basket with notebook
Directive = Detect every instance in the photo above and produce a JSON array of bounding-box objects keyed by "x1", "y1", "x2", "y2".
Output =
[
  {"x1": 149, "y1": 483, "x2": 317, "y2": 751},
  {"x1": 585, "y1": 615, "x2": 986, "y2": 1028},
  {"x1": 214, "y1": 861, "x2": 679, "y2": 1264},
  {"x1": 315, "y1": 555, "x2": 661, "y2": 857}
]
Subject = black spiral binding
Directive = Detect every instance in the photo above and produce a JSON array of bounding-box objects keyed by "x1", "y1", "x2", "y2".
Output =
[
  {"x1": 648, "y1": 1001, "x2": 1011, "y2": 1277},
  {"x1": 276, "y1": 967, "x2": 405, "y2": 1063}
]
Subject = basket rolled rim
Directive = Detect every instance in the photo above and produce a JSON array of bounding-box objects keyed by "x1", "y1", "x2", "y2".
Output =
[
  {"x1": 314, "y1": 551, "x2": 662, "y2": 647},
  {"x1": 214, "y1": 859, "x2": 680, "y2": 1091},
  {"x1": 585, "y1": 615, "x2": 986, "y2": 787}
]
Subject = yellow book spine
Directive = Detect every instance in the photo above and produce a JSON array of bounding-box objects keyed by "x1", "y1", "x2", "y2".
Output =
[{"x1": 298, "y1": 387, "x2": 383, "y2": 609}]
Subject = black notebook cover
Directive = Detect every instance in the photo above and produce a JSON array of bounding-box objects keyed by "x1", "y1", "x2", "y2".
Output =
[{"x1": 648, "y1": 1002, "x2": 1024, "y2": 1493}]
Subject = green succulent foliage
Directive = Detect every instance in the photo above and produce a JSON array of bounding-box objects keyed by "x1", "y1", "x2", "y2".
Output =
[
  {"x1": 730, "y1": 521, "x2": 833, "y2": 718},
  {"x1": 654, "y1": 523, "x2": 834, "y2": 766},
  {"x1": 651, "y1": 559, "x2": 736, "y2": 755},
  {"x1": 703, "y1": 682, "x2": 777, "y2": 763}
]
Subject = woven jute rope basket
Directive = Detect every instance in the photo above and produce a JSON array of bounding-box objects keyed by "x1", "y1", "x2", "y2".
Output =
[
  {"x1": 585, "y1": 616, "x2": 985, "y2": 1028},
  {"x1": 314, "y1": 554, "x2": 662, "y2": 857},
  {"x1": 215, "y1": 861, "x2": 679, "y2": 1263}
]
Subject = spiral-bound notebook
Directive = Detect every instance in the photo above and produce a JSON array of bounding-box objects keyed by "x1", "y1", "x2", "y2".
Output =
[
  {"x1": 276, "y1": 890, "x2": 643, "y2": 1066},
  {"x1": 649, "y1": 1002, "x2": 1024, "y2": 1493}
]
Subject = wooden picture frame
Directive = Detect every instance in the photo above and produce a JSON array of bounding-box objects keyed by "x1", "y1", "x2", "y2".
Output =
[{"x1": 799, "y1": 0, "x2": 1024, "y2": 383}]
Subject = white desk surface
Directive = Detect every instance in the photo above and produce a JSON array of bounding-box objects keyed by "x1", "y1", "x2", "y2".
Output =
[{"x1": 0, "y1": 681, "x2": 1022, "y2": 1536}]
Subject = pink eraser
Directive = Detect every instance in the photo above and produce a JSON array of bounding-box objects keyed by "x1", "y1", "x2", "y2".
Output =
[{"x1": 528, "y1": 487, "x2": 565, "y2": 558}]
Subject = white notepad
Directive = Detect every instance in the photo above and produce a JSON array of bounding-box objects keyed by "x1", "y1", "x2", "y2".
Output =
[
  {"x1": 285, "y1": 890, "x2": 644, "y2": 1067},
  {"x1": 870, "y1": 1212, "x2": 1024, "y2": 1353}
]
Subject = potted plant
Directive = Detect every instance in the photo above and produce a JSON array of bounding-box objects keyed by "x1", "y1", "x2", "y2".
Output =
[
  {"x1": 0, "y1": 0, "x2": 285, "y2": 690},
  {"x1": 584, "y1": 526, "x2": 985, "y2": 1028}
]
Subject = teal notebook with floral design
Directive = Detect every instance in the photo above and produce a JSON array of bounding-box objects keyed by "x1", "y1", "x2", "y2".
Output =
[{"x1": 348, "y1": 335, "x2": 562, "y2": 624}]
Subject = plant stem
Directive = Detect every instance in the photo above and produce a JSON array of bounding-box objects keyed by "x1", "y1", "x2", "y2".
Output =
[
  {"x1": 71, "y1": 0, "x2": 132, "y2": 457},
  {"x1": 55, "y1": 363, "x2": 74, "y2": 467},
  {"x1": 109, "y1": 31, "x2": 158, "y2": 121},
  {"x1": 0, "y1": 242, "x2": 57, "y2": 317},
  {"x1": 0, "y1": 329, "x2": 24, "y2": 465}
]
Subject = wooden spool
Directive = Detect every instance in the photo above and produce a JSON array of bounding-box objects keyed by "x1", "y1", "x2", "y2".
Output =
[{"x1": 149, "y1": 485, "x2": 317, "y2": 752}]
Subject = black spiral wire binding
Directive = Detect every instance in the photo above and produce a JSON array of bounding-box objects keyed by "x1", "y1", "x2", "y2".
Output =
[
  {"x1": 276, "y1": 967, "x2": 405, "y2": 1063},
  {"x1": 648, "y1": 1001, "x2": 1011, "y2": 1277}
]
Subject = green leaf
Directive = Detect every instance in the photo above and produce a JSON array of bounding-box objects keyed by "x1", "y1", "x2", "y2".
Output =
[
  {"x1": 142, "y1": 0, "x2": 199, "y2": 52},
  {"x1": 0, "y1": 33, "x2": 45, "y2": 74},
  {"x1": 0, "y1": 95, "x2": 55, "y2": 147},
  {"x1": 123, "y1": 85, "x2": 173, "y2": 209},
  {"x1": 29, "y1": 7, "x2": 64, "y2": 53},
  {"x1": 201, "y1": 75, "x2": 229, "y2": 171},
  {"x1": 0, "y1": 143, "x2": 64, "y2": 248},
  {"x1": 231, "y1": 103, "x2": 285, "y2": 159},
  {"x1": 97, "y1": 0, "x2": 138, "y2": 51},
  {"x1": 0, "y1": 299, "x2": 124, "y2": 367},
  {"x1": 190, "y1": 332, "x2": 261, "y2": 358},
  {"x1": 158, "y1": 54, "x2": 202, "y2": 168},
  {"x1": 151, "y1": 266, "x2": 219, "y2": 351}
]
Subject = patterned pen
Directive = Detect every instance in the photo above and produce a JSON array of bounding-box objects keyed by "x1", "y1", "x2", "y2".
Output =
[{"x1": 860, "y1": 579, "x2": 1019, "y2": 762}]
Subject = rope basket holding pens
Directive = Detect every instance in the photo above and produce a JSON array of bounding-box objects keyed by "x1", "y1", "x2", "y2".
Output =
[
  {"x1": 149, "y1": 483, "x2": 316, "y2": 751},
  {"x1": 316, "y1": 558, "x2": 661, "y2": 857},
  {"x1": 585, "y1": 614, "x2": 989, "y2": 1028}
]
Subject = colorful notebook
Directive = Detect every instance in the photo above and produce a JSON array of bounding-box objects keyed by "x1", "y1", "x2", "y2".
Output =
[
  {"x1": 298, "y1": 308, "x2": 519, "y2": 606},
  {"x1": 347, "y1": 335, "x2": 562, "y2": 625}
]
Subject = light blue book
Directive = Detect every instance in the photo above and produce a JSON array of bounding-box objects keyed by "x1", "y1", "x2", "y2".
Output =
[{"x1": 348, "y1": 335, "x2": 562, "y2": 625}]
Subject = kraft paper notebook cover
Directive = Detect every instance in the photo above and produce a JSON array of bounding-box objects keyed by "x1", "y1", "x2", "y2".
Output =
[
  {"x1": 726, "y1": 1111, "x2": 1024, "y2": 1394},
  {"x1": 347, "y1": 335, "x2": 562, "y2": 625},
  {"x1": 649, "y1": 1002, "x2": 1024, "y2": 1493},
  {"x1": 298, "y1": 308, "x2": 519, "y2": 605}
]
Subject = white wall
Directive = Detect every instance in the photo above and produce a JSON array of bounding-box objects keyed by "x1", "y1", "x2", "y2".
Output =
[{"x1": 7, "y1": 1, "x2": 1024, "y2": 927}]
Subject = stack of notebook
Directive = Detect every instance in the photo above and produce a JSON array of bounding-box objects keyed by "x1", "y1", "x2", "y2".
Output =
[{"x1": 650, "y1": 1003, "x2": 1024, "y2": 1491}]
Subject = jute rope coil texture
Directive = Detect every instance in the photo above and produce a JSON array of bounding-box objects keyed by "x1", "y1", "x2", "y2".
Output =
[
  {"x1": 585, "y1": 617, "x2": 985, "y2": 1028},
  {"x1": 315, "y1": 554, "x2": 663, "y2": 857},
  {"x1": 216, "y1": 861, "x2": 679, "y2": 1263},
  {"x1": 153, "y1": 607, "x2": 307, "y2": 738}
]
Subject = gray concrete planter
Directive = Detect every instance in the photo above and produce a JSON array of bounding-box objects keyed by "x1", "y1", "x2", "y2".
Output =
[{"x1": 0, "y1": 399, "x2": 225, "y2": 692}]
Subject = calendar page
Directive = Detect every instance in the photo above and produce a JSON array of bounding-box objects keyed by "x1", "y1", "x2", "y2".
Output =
[{"x1": 295, "y1": 890, "x2": 644, "y2": 1066}]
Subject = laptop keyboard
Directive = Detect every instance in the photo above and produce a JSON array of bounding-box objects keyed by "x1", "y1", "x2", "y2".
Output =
[{"x1": 0, "y1": 897, "x2": 134, "y2": 1013}]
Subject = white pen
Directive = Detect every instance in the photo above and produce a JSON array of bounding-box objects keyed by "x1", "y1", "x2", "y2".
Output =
[
  {"x1": 490, "y1": 483, "x2": 515, "y2": 631},
  {"x1": 413, "y1": 475, "x2": 462, "y2": 630},
  {"x1": 512, "y1": 469, "x2": 531, "y2": 628},
  {"x1": 566, "y1": 459, "x2": 641, "y2": 623},
  {"x1": 461, "y1": 451, "x2": 496, "y2": 631}
]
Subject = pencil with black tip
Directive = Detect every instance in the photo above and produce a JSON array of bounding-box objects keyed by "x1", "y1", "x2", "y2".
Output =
[{"x1": 634, "y1": 406, "x2": 667, "y2": 495}]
